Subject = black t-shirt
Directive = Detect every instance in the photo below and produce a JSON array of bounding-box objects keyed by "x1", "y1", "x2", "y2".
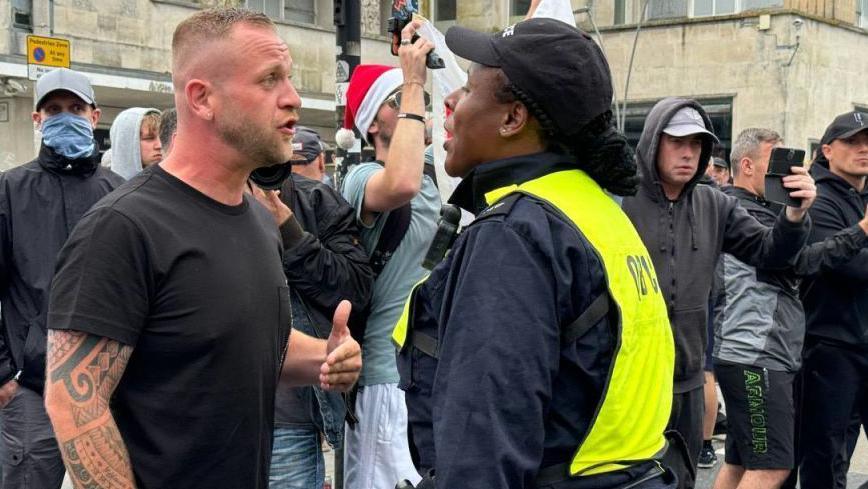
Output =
[{"x1": 48, "y1": 165, "x2": 291, "y2": 489}]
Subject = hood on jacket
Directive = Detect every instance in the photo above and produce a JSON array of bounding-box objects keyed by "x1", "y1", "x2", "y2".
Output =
[
  {"x1": 809, "y1": 156, "x2": 868, "y2": 194},
  {"x1": 110, "y1": 107, "x2": 160, "y2": 180},
  {"x1": 637, "y1": 97, "x2": 716, "y2": 203}
]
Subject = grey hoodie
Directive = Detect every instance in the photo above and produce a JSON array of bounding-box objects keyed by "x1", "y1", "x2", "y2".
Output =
[
  {"x1": 110, "y1": 107, "x2": 160, "y2": 180},
  {"x1": 622, "y1": 97, "x2": 811, "y2": 393}
]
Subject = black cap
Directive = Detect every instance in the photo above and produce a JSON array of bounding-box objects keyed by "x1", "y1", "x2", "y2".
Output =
[
  {"x1": 445, "y1": 18, "x2": 612, "y2": 136},
  {"x1": 712, "y1": 157, "x2": 728, "y2": 169},
  {"x1": 820, "y1": 111, "x2": 868, "y2": 145},
  {"x1": 290, "y1": 127, "x2": 323, "y2": 164}
]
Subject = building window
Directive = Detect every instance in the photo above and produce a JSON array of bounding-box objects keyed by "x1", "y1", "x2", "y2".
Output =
[
  {"x1": 12, "y1": 0, "x2": 33, "y2": 31},
  {"x1": 246, "y1": 0, "x2": 317, "y2": 25},
  {"x1": 285, "y1": 0, "x2": 315, "y2": 24},
  {"x1": 859, "y1": 0, "x2": 868, "y2": 27},
  {"x1": 511, "y1": 0, "x2": 532, "y2": 17},
  {"x1": 436, "y1": 0, "x2": 456, "y2": 21},
  {"x1": 740, "y1": 0, "x2": 783, "y2": 10},
  {"x1": 615, "y1": 0, "x2": 627, "y2": 24},
  {"x1": 692, "y1": 0, "x2": 735, "y2": 17},
  {"x1": 691, "y1": 0, "x2": 781, "y2": 17},
  {"x1": 648, "y1": 0, "x2": 689, "y2": 20}
]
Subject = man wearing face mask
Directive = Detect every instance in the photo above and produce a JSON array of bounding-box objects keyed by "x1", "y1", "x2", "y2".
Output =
[{"x1": 0, "y1": 67, "x2": 123, "y2": 489}]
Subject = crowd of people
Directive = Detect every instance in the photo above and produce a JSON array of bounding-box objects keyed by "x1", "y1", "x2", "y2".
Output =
[{"x1": 0, "y1": 5, "x2": 865, "y2": 489}]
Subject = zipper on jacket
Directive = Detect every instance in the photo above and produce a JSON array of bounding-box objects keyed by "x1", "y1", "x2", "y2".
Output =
[{"x1": 668, "y1": 201, "x2": 677, "y2": 311}]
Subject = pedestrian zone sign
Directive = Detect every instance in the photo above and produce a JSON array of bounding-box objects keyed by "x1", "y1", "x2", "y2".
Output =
[{"x1": 27, "y1": 35, "x2": 71, "y2": 80}]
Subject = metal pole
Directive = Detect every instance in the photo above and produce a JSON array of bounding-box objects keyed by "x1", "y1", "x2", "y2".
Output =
[
  {"x1": 333, "y1": 0, "x2": 361, "y2": 191},
  {"x1": 621, "y1": 0, "x2": 650, "y2": 132},
  {"x1": 332, "y1": 3, "x2": 360, "y2": 485}
]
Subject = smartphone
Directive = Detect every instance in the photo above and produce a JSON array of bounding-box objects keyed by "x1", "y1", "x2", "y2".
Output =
[{"x1": 764, "y1": 147, "x2": 805, "y2": 207}]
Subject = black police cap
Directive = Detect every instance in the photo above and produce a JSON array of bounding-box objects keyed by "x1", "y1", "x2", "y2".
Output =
[{"x1": 445, "y1": 18, "x2": 613, "y2": 136}]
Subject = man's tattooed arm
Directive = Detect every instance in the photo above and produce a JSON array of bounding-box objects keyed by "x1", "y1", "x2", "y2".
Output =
[{"x1": 45, "y1": 330, "x2": 136, "y2": 489}]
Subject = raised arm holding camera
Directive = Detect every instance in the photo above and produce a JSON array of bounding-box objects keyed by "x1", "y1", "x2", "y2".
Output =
[
  {"x1": 710, "y1": 128, "x2": 868, "y2": 489},
  {"x1": 333, "y1": 19, "x2": 441, "y2": 489}
]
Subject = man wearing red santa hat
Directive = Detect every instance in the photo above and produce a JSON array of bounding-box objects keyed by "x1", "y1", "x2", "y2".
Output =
[{"x1": 336, "y1": 21, "x2": 441, "y2": 489}]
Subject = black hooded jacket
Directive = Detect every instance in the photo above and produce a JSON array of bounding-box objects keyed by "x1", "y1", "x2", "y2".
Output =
[
  {"x1": 277, "y1": 174, "x2": 373, "y2": 335},
  {"x1": 801, "y1": 161, "x2": 868, "y2": 347},
  {"x1": 621, "y1": 97, "x2": 811, "y2": 392},
  {"x1": 0, "y1": 144, "x2": 124, "y2": 392}
]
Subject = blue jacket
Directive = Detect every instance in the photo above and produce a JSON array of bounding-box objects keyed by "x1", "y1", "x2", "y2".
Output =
[{"x1": 398, "y1": 153, "x2": 661, "y2": 489}]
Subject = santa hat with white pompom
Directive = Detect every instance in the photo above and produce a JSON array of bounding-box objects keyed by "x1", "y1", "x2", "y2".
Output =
[{"x1": 335, "y1": 64, "x2": 403, "y2": 150}]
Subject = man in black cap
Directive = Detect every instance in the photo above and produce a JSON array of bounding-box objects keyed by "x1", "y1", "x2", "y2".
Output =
[
  {"x1": 290, "y1": 126, "x2": 328, "y2": 183},
  {"x1": 0, "y1": 67, "x2": 123, "y2": 489},
  {"x1": 394, "y1": 18, "x2": 677, "y2": 488},
  {"x1": 796, "y1": 110, "x2": 868, "y2": 489},
  {"x1": 706, "y1": 157, "x2": 731, "y2": 187}
]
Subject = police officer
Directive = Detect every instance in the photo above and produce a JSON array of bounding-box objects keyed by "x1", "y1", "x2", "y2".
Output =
[{"x1": 393, "y1": 19, "x2": 676, "y2": 489}]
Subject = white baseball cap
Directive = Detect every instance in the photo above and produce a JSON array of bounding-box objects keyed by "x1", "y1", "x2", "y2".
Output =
[{"x1": 663, "y1": 107, "x2": 719, "y2": 143}]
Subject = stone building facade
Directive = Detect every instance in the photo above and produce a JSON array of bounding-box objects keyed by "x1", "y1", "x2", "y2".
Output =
[
  {"x1": 1, "y1": 0, "x2": 867, "y2": 168},
  {"x1": 426, "y1": 0, "x2": 868, "y2": 160},
  {"x1": 0, "y1": 0, "x2": 394, "y2": 169}
]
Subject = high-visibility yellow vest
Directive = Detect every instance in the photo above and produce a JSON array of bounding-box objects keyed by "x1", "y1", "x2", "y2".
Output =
[{"x1": 393, "y1": 169, "x2": 674, "y2": 477}]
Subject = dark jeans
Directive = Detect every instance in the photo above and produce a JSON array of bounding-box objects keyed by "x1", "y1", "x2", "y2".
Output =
[
  {"x1": 661, "y1": 387, "x2": 703, "y2": 489},
  {"x1": 0, "y1": 385, "x2": 65, "y2": 489},
  {"x1": 797, "y1": 340, "x2": 868, "y2": 489}
]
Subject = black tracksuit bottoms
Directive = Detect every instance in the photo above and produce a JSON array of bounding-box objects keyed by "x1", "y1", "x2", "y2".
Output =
[{"x1": 797, "y1": 338, "x2": 868, "y2": 489}]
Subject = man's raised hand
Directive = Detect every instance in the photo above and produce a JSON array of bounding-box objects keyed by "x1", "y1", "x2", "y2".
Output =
[{"x1": 320, "y1": 300, "x2": 361, "y2": 392}]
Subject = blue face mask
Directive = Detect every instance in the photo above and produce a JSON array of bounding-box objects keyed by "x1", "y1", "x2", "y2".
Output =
[{"x1": 40, "y1": 112, "x2": 95, "y2": 159}]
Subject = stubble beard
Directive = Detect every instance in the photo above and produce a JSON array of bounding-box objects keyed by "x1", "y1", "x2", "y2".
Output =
[{"x1": 216, "y1": 115, "x2": 289, "y2": 169}]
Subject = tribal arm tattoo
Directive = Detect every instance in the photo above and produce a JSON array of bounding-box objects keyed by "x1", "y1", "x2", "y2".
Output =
[{"x1": 45, "y1": 330, "x2": 136, "y2": 489}]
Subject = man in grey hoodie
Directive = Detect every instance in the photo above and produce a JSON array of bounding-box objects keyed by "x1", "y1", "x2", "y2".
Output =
[
  {"x1": 621, "y1": 97, "x2": 816, "y2": 489},
  {"x1": 109, "y1": 107, "x2": 162, "y2": 180}
]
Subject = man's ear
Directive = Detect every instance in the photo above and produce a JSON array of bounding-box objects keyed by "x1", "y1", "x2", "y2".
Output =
[
  {"x1": 499, "y1": 101, "x2": 531, "y2": 138},
  {"x1": 185, "y1": 79, "x2": 214, "y2": 121},
  {"x1": 90, "y1": 108, "x2": 101, "y2": 129},
  {"x1": 741, "y1": 157, "x2": 753, "y2": 176},
  {"x1": 31, "y1": 111, "x2": 42, "y2": 128},
  {"x1": 821, "y1": 144, "x2": 833, "y2": 160}
]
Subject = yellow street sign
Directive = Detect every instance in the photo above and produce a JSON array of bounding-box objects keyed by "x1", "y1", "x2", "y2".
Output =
[{"x1": 27, "y1": 35, "x2": 70, "y2": 68}]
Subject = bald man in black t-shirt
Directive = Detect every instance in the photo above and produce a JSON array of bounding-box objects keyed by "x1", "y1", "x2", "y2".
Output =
[{"x1": 43, "y1": 9, "x2": 361, "y2": 489}]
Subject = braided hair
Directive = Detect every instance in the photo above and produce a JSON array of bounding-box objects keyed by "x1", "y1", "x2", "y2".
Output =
[{"x1": 494, "y1": 72, "x2": 639, "y2": 196}]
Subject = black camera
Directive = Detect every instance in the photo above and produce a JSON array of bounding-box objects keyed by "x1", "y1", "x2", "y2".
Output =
[
  {"x1": 250, "y1": 162, "x2": 293, "y2": 190},
  {"x1": 387, "y1": 0, "x2": 445, "y2": 70}
]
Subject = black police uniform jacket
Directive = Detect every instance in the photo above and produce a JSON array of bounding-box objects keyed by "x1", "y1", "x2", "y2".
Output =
[{"x1": 398, "y1": 152, "x2": 662, "y2": 489}]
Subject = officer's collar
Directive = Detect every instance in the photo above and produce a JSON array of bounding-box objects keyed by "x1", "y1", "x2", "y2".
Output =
[{"x1": 449, "y1": 151, "x2": 574, "y2": 214}]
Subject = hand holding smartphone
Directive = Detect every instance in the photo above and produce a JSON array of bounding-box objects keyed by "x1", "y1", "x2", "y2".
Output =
[{"x1": 764, "y1": 147, "x2": 806, "y2": 207}]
